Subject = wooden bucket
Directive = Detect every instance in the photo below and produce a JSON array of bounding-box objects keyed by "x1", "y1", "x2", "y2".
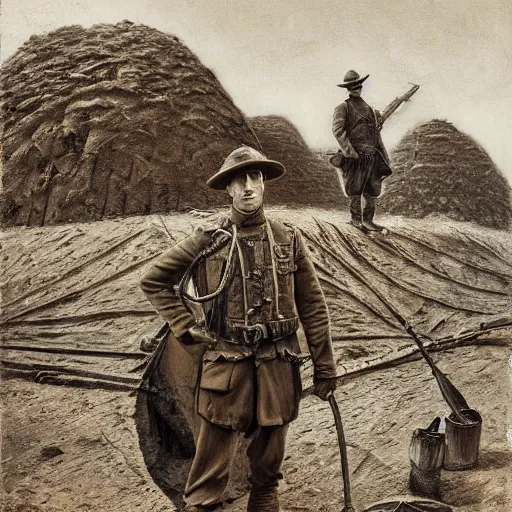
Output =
[{"x1": 443, "y1": 409, "x2": 482, "y2": 470}]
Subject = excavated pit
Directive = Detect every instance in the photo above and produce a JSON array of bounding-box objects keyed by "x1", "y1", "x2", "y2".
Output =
[{"x1": 1, "y1": 211, "x2": 512, "y2": 511}]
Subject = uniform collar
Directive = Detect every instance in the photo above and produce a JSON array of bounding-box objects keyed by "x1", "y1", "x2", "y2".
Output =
[{"x1": 230, "y1": 206, "x2": 266, "y2": 228}]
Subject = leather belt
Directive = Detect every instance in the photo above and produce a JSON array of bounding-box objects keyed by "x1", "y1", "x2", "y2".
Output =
[
  {"x1": 225, "y1": 317, "x2": 299, "y2": 347},
  {"x1": 224, "y1": 323, "x2": 268, "y2": 347}
]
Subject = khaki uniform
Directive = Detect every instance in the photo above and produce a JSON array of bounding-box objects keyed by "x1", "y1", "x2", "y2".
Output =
[
  {"x1": 332, "y1": 96, "x2": 392, "y2": 197},
  {"x1": 140, "y1": 208, "x2": 336, "y2": 507}
]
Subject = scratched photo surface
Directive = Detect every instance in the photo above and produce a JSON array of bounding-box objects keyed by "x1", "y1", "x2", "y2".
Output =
[{"x1": 1, "y1": 2, "x2": 511, "y2": 512}]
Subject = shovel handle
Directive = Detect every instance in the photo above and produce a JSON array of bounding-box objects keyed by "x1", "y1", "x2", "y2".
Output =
[{"x1": 328, "y1": 394, "x2": 357, "y2": 512}]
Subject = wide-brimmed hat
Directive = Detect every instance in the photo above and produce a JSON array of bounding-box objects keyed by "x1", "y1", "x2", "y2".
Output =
[
  {"x1": 337, "y1": 69, "x2": 369, "y2": 89},
  {"x1": 206, "y1": 146, "x2": 286, "y2": 190}
]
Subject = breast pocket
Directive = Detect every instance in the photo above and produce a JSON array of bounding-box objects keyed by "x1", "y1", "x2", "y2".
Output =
[{"x1": 274, "y1": 243, "x2": 297, "y2": 275}]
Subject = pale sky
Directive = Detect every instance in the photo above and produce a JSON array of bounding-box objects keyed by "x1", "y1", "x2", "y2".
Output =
[{"x1": 2, "y1": 0, "x2": 512, "y2": 184}]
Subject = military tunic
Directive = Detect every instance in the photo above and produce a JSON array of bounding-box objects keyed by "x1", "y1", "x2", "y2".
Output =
[
  {"x1": 332, "y1": 96, "x2": 392, "y2": 197},
  {"x1": 140, "y1": 207, "x2": 336, "y2": 507}
]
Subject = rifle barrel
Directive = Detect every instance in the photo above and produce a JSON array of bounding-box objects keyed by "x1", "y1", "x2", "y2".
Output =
[{"x1": 380, "y1": 84, "x2": 420, "y2": 126}]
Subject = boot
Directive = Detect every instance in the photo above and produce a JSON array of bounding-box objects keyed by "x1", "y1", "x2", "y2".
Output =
[
  {"x1": 362, "y1": 196, "x2": 385, "y2": 232},
  {"x1": 247, "y1": 486, "x2": 279, "y2": 512},
  {"x1": 348, "y1": 195, "x2": 366, "y2": 231}
]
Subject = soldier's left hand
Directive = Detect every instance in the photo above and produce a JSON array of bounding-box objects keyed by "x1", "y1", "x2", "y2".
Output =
[
  {"x1": 181, "y1": 325, "x2": 215, "y2": 346},
  {"x1": 313, "y1": 376, "x2": 338, "y2": 401}
]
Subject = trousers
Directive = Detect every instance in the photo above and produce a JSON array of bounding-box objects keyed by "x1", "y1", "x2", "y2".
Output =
[
  {"x1": 184, "y1": 417, "x2": 289, "y2": 507},
  {"x1": 342, "y1": 151, "x2": 391, "y2": 197}
]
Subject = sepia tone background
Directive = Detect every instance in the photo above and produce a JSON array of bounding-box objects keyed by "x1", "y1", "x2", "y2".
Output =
[
  {"x1": 2, "y1": 0, "x2": 512, "y2": 185},
  {"x1": 1, "y1": 1, "x2": 511, "y2": 512}
]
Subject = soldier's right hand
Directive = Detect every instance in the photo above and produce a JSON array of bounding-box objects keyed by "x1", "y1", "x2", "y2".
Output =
[{"x1": 313, "y1": 376, "x2": 338, "y2": 401}]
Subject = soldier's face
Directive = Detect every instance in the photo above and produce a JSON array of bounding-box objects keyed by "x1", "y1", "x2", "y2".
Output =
[
  {"x1": 349, "y1": 86, "x2": 362, "y2": 97},
  {"x1": 227, "y1": 170, "x2": 265, "y2": 213}
]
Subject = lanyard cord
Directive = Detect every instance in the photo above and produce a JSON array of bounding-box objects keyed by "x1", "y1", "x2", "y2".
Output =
[
  {"x1": 235, "y1": 238, "x2": 250, "y2": 324},
  {"x1": 179, "y1": 225, "x2": 238, "y2": 310},
  {"x1": 180, "y1": 221, "x2": 283, "y2": 322},
  {"x1": 266, "y1": 219, "x2": 281, "y2": 320},
  {"x1": 348, "y1": 98, "x2": 374, "y2": 124}
]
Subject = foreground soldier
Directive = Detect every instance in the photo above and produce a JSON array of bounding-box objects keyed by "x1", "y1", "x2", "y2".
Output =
[
  {"x1": 332, "y1": 70, "x2": 393, "y2": 232},
  {"x1": 140, "y1": 146, "x2": 337, "y2": 512}
]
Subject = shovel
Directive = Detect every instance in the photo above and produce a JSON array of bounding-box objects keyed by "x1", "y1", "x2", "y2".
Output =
[
  {"x1": 402, "y1": 324, "x2": 470, "y2": 425},
  {"x1": 328, "y1": 393, "x2": 454, "y2": 512},
  {"x1": 329, "y1": 393, "x2": 357, "y2": 512}
]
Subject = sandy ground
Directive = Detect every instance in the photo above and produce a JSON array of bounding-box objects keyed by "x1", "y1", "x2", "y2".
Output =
[
  {"x1": 2, "y1": 337, "x2": 511, "y2": 511},
  {"x1": 2, "y1": 208, "x2": 512, "y2": 511}
]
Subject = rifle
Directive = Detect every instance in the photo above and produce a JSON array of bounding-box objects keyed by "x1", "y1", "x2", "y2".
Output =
[{"x1": 377, "y1": 83, "x2": 420, "y2": 129}]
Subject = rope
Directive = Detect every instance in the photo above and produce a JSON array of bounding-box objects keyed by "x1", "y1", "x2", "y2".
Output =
[
  {"x1": 179, "y1": 226, "x2": 238, "y2": 310},
  {"x1": 266, "y1": 219, "x2": 281, "y2": 319},
  {"x1": 236, "y1": 237, "x2": 250, "y2": 324}
]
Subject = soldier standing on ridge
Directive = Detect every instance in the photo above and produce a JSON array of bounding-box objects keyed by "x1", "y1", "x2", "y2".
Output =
[
  {"x1": 140, "y1": 146, "x2": 337, "y2": 512},
  {"x1": 332, "y1": 70, "x2": 393, "y2": 232}
]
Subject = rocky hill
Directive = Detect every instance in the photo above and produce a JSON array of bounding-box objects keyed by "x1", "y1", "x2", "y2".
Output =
[
  {"x1": 249, "y1": 116, "x2": 345, "y2": 208},
  {"x1": 379, "y1": 120, "x2": 512, "y2": 229},
  {"x1": 0, "y1": 21, "x2": 259, "y2": 226}
]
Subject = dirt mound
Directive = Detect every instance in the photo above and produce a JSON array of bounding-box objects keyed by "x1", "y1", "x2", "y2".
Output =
[
  {"x1": 379, "y1": 120, "x2": 512, "y2": 229},
  {"x1": 249, "y1": 116, "x2": 345, "y2": 208},
  {"x1": 0, "y1": 21, "x2": 259, "y2": 226},
  {"x1": 2, "y1": 210, "x2": 512, "y2": 510}
]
